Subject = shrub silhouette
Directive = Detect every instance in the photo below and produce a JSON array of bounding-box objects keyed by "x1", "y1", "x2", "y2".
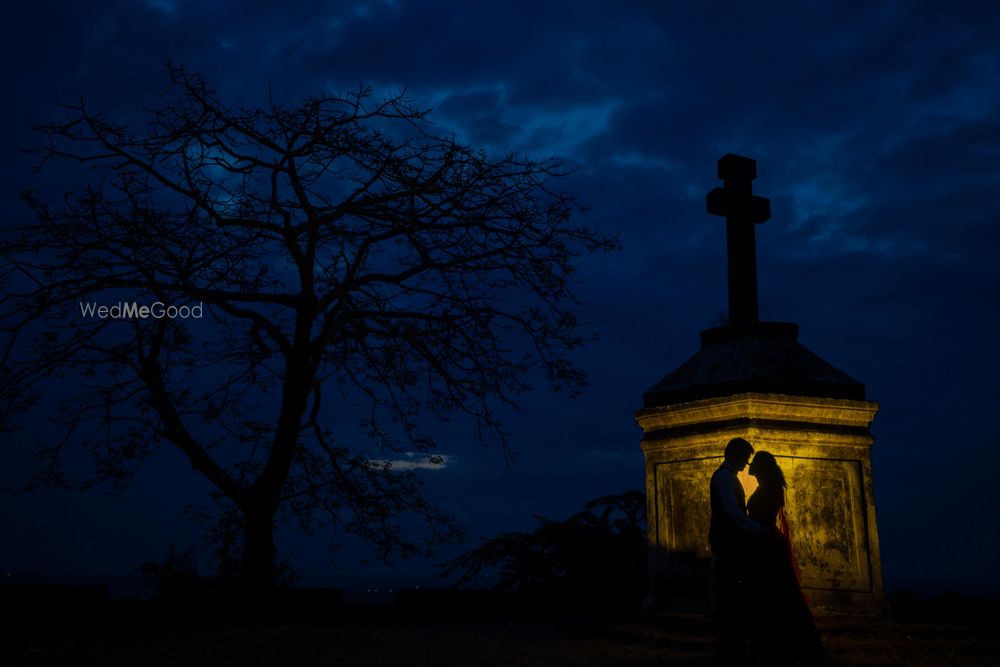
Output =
[{"x1": 442, "y1": 490, "x2": 647, "y2": 607}]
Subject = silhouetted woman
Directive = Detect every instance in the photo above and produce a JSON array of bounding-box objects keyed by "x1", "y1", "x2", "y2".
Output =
[{"x1": 746, "y1": 451, "x2": 824, "y2": 660}]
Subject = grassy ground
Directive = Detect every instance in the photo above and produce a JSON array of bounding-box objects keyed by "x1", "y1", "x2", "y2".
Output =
[{"x1": 2, "y1": 596, "x2": 998, "y2": 666}]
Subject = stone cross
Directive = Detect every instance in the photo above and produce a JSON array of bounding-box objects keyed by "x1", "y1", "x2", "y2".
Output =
[{"x1": 706, "y1": 154, "x2": 771, "y2": 324}]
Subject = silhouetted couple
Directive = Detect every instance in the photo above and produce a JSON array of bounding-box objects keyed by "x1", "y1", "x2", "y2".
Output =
[{"x1": 709, "y1": 437, "x2": 823, "y2": 660}]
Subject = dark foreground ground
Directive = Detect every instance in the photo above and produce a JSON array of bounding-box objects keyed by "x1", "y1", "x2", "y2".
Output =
[{"x1": 1, "y1": 590, "x2": 998, "y2": 666}]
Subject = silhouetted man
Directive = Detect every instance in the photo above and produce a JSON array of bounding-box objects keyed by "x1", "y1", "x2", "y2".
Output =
[{"x1": 709, "y1": 437, "x2": 762, "y2": 653}]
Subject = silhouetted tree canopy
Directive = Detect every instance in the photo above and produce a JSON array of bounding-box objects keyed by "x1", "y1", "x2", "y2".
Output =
[
  {"x1": 441, "y1": 490, "x2": 647, "y2": 607},
  {"x1": 0, "y1": 63, "x2": 617, "y2": 590}
]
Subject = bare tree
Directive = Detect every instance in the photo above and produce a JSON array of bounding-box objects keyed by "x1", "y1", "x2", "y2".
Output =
[{"x1": 0, "y1": 63, "x2": 617, "y2": 590}]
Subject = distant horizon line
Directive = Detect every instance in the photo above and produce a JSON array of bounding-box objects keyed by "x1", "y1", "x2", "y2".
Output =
[{"x1": 4, "y1": 570, "x2": 999, "y2": 600}]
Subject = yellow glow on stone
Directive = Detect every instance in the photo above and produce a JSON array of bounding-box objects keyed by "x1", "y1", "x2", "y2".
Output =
[
  {"x1": 737, "y1": 469, "x2": 758, "y2": 501},
  {"x1": 636, "y1": 392, "x2": 884, "y2": 609}
]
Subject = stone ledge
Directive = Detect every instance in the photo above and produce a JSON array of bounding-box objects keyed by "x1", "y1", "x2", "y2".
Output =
[{"x1": 636, "y1": 392, "x2": 878, "y2": 432}]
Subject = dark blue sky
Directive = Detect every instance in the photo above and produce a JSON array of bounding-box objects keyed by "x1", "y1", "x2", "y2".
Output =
[{"x1": 2, "y1": 1, "x2": 999, "y2": 590}]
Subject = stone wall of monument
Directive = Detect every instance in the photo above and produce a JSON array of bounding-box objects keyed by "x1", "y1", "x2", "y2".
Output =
[{"x1": 638, "y1": 392, "x2": 883, "y2": 608}]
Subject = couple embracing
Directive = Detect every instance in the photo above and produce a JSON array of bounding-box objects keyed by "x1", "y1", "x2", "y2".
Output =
[{"x1": 709, "y1": 437, "x2": 823, "y2": 660}]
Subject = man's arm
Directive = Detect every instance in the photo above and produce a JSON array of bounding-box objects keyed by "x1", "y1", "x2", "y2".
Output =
[{"x1": 713, "y1": 468, "x2": 762, "y2": 535}]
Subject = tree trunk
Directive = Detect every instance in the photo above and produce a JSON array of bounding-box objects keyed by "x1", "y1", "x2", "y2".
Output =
[{"x1": 239, "y1": 505, "x2": 279, "y2": 594}]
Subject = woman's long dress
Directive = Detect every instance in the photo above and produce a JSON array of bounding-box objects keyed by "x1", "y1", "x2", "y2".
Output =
[{"x1": 746, "y1": 485, "x2": 824, "y2": 659}]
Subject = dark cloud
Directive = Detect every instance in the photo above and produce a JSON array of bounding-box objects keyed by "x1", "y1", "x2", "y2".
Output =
[{"x1": 431, "y1": 87, "x2": 517, "y2": 145}]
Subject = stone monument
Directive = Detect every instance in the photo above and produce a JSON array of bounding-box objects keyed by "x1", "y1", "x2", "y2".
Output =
[{"x1": 636, "y1": 154, "x2": 883, "y2": 609}]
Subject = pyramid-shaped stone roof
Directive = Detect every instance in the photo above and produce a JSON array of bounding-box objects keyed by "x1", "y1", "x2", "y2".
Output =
[{"x1": 642, "y1": 321, "x2": 865, "y2": 408}]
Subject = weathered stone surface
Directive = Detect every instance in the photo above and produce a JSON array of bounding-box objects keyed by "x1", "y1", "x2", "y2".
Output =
[{"x1": 637, "y1": 391, "x2": 884, "y2": 608}]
